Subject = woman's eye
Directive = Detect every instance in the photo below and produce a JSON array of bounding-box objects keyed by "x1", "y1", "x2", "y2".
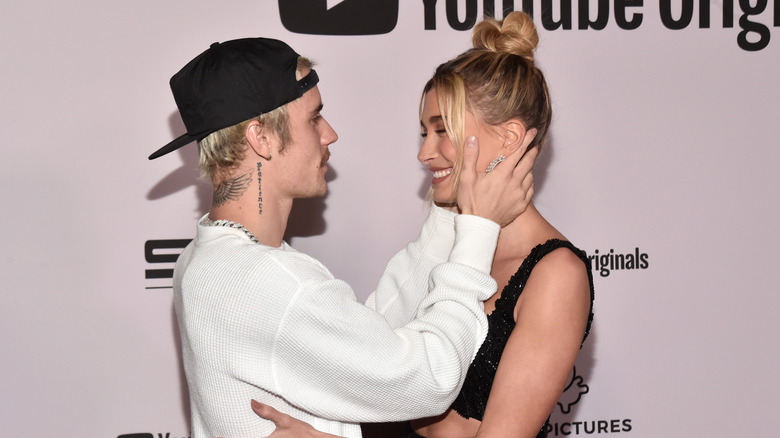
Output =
[{"x1": 435, "y1": 129, "x2": 447, "y2": 136}]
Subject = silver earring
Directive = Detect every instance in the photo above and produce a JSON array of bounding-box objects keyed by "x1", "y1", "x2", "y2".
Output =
[{"x1": 485, "y1": 155, "x2": 506, "y2": 173}]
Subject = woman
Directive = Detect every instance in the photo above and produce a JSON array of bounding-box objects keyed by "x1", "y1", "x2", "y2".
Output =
[{"x1": 258, "y1": 11, "x2": 594, "y2": 438}]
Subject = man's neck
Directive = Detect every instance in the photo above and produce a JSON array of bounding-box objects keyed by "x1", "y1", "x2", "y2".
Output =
[
  {"x1": 207, "y1": 164, "x2": 293, "y2": 248},
  {"x1": 209, "y1": 197, "x2": 292, "y2": 248}
]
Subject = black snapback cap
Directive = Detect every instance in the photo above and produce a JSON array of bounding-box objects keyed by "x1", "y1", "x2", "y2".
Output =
[{"x1": 149, "y1": 37, "x2": 318, "y2": 160}]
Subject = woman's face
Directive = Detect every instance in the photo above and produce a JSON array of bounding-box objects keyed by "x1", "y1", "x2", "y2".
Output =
[{"x1": 418, "y1": 88, "x2": 503, "y2": 204}]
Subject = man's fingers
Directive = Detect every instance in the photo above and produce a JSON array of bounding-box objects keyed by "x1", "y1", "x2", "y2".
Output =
[
  {"x1": 522, "y1": 174, "x2": 535, "y2": 202},
  {"x1": 503, "y1": 127, "x2": 538, "y2": 170},
  {"x1": 460, "y1": 136, "x2": 479, "y2": 182},
  {"x1": 500, "y1": 138, "x2": 528, "y2": 170},
  {"x1": 513, "y1": 147, "x2": 538, "y2": 178}
]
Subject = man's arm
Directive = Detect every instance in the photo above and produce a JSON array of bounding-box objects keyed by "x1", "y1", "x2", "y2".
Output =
[
  {"x1": 365, "y1": 204, "x2": 456, "y2": 327},
  {"x1": 270, "y1": 213, "x2": 499, "y2": 422}
]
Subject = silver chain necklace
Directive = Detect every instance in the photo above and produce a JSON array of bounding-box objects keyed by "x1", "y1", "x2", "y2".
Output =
[{"x1": 201, "y1": 216, "x2": 261, "y2": 244}]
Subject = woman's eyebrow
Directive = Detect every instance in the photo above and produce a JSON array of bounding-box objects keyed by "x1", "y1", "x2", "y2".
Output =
[{"x1": 421, "y1": 115, "x2": 443, "y2": 127}]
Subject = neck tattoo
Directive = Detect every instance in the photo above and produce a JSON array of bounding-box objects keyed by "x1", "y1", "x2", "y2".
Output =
[
  {"x1": 257, "y1": 161, "x2": 263, "y2": 214},
  {"x1": 213, "y1": 169, "x2": 252, "y2": 207}
]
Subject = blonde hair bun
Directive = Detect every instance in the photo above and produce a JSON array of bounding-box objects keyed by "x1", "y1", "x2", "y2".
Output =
[{"x1": 472, "y1": 11, "x2": 538, "y2": 62}]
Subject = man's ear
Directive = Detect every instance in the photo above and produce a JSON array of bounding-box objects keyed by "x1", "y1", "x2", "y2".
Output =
[
  {"x1": 501, "y1": 120, "x2": 537, "y2": 156},
  {"x1": 246, "y1": 121, "x2": 273, "y2": 160}
]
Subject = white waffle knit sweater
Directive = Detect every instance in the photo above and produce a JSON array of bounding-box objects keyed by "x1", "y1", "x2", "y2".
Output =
[{"x1": 173, "y1": 206, "x2": 498, "y2": 438}]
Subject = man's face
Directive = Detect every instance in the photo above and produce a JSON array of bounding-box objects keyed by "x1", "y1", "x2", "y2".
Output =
[{"x1": 275, "y1": 81, "x2": 338, "y2": 199}]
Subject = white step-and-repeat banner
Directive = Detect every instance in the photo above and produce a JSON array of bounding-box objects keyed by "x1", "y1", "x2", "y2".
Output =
[{"x1": 2, "y1": 1, "x2": 778, "y2": 437}]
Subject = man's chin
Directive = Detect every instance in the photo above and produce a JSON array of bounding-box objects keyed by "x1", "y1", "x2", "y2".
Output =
[{"x1": 296, "y1": 185, "x2": 328, "y2": 200}]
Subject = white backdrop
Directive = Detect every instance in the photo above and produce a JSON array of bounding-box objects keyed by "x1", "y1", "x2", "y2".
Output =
[{"x1": 1, "y1": 1, "x2": 779, "y2": 437}]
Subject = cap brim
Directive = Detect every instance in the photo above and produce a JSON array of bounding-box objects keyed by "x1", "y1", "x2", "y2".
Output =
[{"x1": 148, "y1": 132, "x2": 197, "y2": 160}]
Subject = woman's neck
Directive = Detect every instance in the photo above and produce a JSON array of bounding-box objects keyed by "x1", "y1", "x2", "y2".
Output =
[{"x1": 494, "y1": 202, "x2": 563, "y2": 261}]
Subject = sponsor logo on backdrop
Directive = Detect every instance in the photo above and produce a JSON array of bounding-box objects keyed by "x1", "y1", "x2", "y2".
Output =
[
  {"x1": 145, "y1": 239, "x2": 192, "y2": 289},
  {"x1": 588, "y1": 247, "x2": 649, "y2": 278},
  {"x1": 558, "y1": 367, "x2": 589, "y2": 414},
  {"x1": 548, "y1": 368, "x2": 633, "y2": 435},
  {"x1": 548, "y1": 418, "x2": 633, "y2": 436},
  {"x1": 279, "y1": 0, "x2": 399, "y2": 35},
  {"x1": 280, "y1": 1, "x2": 778, "y2": 51}
]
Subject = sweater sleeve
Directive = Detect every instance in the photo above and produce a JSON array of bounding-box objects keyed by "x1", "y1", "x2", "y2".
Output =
[
  {"x1": 269, "y1": 215, "x2": 499, "y2": 423},
  {"x1": 365, "y1": 204, "x2": 457, "y2": 328}
]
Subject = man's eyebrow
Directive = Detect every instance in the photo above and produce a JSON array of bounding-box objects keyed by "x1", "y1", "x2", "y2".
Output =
[{"x1": 312, "y1": 103, "x2": 324, "y2": 116}]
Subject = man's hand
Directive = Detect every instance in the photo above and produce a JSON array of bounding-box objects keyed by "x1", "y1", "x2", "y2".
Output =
[
  {"x1": 252, "y1": 400, "x2": 342, "y2": 438},
  {"x1": 456, "y1": 134, "x2": 538, "y2": 227}
]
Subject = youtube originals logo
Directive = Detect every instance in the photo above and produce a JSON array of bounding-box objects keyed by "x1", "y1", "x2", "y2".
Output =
[{"x1": 279, "y1": 0, "x2": 399, "y2": 35}]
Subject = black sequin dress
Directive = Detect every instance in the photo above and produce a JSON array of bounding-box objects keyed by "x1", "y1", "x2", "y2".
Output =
[{"x1": 449, "y1": 239, "x2": 595, "y2": 438}]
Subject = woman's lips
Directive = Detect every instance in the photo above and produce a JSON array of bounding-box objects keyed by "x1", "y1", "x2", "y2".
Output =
[{"x1": 431, "y1": 167, "x2": 453, "y2": 184}]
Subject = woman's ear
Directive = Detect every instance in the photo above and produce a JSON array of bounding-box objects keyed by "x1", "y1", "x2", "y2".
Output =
[
  {"x1": 246, "y1": 121, "x2": 273, "y2": 160},
  {"x1": 501, "y1": 120, "x2": 537, "y2": 156},
  {"x1": 500, "y1": 121, "x2": 525, "y2": 153}
]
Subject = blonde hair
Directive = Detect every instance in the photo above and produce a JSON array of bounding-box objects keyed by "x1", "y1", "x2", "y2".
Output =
[
  {"x1": 422, "y1": 11, "x2": 552, "y2": 200},
  {"x1": 198, "y1": 57, "x2": 314, "y2": 183}
]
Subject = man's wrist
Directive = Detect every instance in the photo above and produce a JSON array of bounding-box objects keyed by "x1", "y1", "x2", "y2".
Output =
[{"x1": 449, "y1": 215, "x2": 500, "y2": 274}]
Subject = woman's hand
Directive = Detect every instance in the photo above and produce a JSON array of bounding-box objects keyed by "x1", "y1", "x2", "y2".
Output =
[{"x1": 251, "y1": 400, "x2": 342, "y2": 438}]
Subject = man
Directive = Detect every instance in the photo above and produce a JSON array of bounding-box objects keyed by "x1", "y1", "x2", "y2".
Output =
[{"x1": 149, "y1": 38, "x2": 536, "y2": 437}]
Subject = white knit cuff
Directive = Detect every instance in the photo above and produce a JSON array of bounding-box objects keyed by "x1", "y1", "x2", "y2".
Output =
[
  {"x1": 449, "y1": 215, "x2": 500, "y2": 274},
  {"x1": 419, "y1": 204, "x2": 457, "y2": 261}
]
